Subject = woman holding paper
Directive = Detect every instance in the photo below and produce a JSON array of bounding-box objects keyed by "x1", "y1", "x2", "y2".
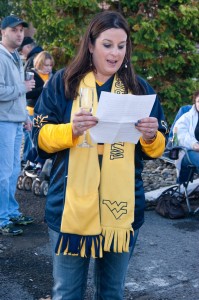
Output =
[{"x1": 33, "y1": 10, "x2": 168, "y2": 300}]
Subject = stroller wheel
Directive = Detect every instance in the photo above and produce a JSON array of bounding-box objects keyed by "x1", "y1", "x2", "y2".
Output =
[
  {"x1": 17, "y1": 175, "x2": 24, "y2": 190},
  {"x1": 22, "y1": 176, "x2": 33, "y2": 191},
  {"x1": 40, "y1": 180, "x2": 49, "y2": 196},
  {"x1": 32, "y1": 179, "x2": 41, "y2": 196}
]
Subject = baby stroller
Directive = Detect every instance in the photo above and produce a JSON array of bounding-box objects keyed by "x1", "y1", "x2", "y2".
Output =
[
  {"x1": 31, "y1": 159, "x2": 52, "y2": 196},
  {"x1": 17, "y1": 159, "x2": 52, "y2": 196},
  {"x1": 17, "y1": 162, "x2": 34, "y2": 192}
]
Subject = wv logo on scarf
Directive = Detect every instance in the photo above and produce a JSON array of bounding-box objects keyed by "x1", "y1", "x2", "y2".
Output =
[
  {"x1": 103, "y1": 200, "x2": 127, "y2": 219},
  {"x1": 110, "y1": 143, "x2": 124, "y2": 160}
]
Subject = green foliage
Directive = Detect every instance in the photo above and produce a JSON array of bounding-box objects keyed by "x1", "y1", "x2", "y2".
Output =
[
  {"x1": 0, "y1": 1, "x2": 12, "y2": 18},
  {"x1": 122, "y1": 0, "x2": 199, "y2": 124},
  {"x1": 1, "y1": 0, "x2": 198, "y2": 125},
  {"x1": 16, "y1": 0, "x2": 100, "y2": 68},
  {"x1": 0, "y1": 0, "x2": 23, "y2": 20}
]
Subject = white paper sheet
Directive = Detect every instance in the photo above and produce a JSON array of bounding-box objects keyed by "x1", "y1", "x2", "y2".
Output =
[{"x1": 90, "y1": 91, "x2": 156, "y2": 144}]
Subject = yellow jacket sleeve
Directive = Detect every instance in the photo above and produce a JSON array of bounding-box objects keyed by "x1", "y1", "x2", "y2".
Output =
[
  {"x1": 140, "y1": 131, "x2": 165, "y2": 158},
  {"x1": 38, "y1": 123, "x2": 79, "y2": 153}
]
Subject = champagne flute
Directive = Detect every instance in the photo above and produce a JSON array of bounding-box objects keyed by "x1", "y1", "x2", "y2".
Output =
[{"x1": 78, "y1": 87, "x2": 94, "y2": 148}]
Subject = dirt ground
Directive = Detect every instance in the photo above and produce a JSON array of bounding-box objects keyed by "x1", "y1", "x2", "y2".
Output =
[
  {"x1": 0, "y1": 190, "x2": 52, "y2": 300},
  {"x1": 1, "y1": 188, "x2": 199, "y2": 300}
]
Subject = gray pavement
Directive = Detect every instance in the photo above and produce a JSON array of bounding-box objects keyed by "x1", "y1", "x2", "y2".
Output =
[
  {"x1": 86, "y1": 210, "x2": 199, "y2": 300},
  {"x1": 124, "y1": 210, "x2": 199, "y2": 300},
  {"x1": 0, "y1": 194, "x2": 199, "y2": 299}
]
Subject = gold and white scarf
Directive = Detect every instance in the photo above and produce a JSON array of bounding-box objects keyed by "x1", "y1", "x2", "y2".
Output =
[{"x1": 55, "y1": 72, "x2": 135, "y2": 258}]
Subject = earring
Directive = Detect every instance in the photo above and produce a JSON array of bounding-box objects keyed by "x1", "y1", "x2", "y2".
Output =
[
  {"x1": 124, "y1": 57, "x2": 128, "y2": 68},
  {"x1": 90, "y1": 53, "x2": 93, "y2": 67}
]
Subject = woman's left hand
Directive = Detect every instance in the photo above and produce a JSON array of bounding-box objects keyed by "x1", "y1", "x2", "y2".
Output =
[{"x1": 135, "y1": 117, "x2": 158, "y2": 142}]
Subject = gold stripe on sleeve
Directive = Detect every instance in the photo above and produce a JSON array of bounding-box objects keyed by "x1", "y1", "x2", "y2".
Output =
[
  {"x1": 140, "y1": 131, "x2": 165, "y2": 158},
  {"x1": 38, "y1": 123, "x2": 79, "y2": 153}
]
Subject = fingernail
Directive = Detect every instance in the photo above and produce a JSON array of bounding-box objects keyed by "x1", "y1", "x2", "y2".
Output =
[
  {"x1": 135, "y1": 122, "x2": 138, "y2": 126},
  {"x1": 137, "y1": 119, "x2": 142, "y2": 123}
]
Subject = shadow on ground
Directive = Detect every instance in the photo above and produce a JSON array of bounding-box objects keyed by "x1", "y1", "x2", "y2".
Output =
[{"x1": 0, "y1": 189, "x2": 199, "y2": 300}]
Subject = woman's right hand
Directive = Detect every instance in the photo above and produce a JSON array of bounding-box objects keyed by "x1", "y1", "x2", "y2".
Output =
[
  {"x1": 24, "y1": 79, "x2": 35, "y2": 92},
  {"x1": 193, "y1": 143, "x2": 199, "y2": 151},
  {"x1": 72, "y1": 109, "x2": 98, "y2": 138}
]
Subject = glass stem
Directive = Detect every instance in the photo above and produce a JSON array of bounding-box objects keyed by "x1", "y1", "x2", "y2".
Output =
[{"x1": 83, "y1": 131, "x2": 87, "y2": 143}]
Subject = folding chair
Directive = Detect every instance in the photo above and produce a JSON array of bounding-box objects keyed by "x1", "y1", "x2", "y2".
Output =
[
  {"x1": 159, "y1": 105, "x2": 199, "y2": 215},
  {"x1": 160, "y1": 147, "x2": 199, "y2": 214}
]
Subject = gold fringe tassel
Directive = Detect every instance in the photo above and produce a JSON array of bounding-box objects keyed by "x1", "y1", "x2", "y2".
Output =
[{"x1": 102, "y1": 227, "x2": 134, "y2": 253}]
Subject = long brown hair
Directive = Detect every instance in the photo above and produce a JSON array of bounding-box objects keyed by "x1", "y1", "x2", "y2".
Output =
[
  {"x1": 64, "y1": 11, "x2": 143, "y2": 100},
  {"x1": 193, "y1": 90, "x2": 199, "y2": 103}
]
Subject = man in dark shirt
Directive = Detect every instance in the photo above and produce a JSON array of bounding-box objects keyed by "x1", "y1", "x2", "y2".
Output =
[
  {"x1": 18, "y1": 36, "x2": 43, "y2": 72},
  {"x1": 18, "y1": 37, "x2": 43, "y2": 166}
]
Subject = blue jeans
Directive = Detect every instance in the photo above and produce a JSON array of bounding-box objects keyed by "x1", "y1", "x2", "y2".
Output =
[
  {"x1": 48, "y1": 228, "x2": 139, "y2": 300},
  {"x1": 181, "y1": 150, "x2": 199, "y2": 171},
  {"x1": 22, "y1": 115, "x2": 33, "y2": 162},
  {"x1": 0, "y1": 122, "x2": 23, "y2": 227},
  {"x1": 22, "y1": 128, "x2": 33, "y2": 162},
  {"x1": 180, "y1": 150, "x2": 199, "y2": 182}
]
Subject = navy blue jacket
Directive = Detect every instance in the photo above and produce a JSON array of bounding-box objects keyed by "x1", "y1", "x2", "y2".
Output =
[
  {"x1": 33, "y1": 69, "x2": 168, "y2": 232},
  {"x1": 24, "y1": 46, "x2": 43, "y2": 73}
]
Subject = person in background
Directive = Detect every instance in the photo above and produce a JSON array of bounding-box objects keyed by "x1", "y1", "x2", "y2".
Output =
[
  {"x1": 18, "y1": 36, "x2": 43, "y2": 72},
  {"x1": 0, "y1": 15, "x2": 35, "y2": 236},
  {"x1": 24, "y1": 51, "x2": 55, "y2": 175},
  {"x1": 33, "y1": 11, "x2": 167, "y2": 299},
  {"x1": 168, "y1": 104, "x2": 192, "y2": 140},
  {"x1": 18, "y1": 36, "x2": 43, "y2": 167},
  {"x1": 174, "y1": 90, "x2": 199, "y2": 174}
]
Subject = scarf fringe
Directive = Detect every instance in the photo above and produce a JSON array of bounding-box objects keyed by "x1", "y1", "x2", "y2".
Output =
[
  {"x1": 55, "y1": 229, "x2": 134, "y2": 258},
  {"x1": 102, "y1": 227, "x2": 134, "y2": 253},
  {"x1": 55, "y1": 233, "x2": 103, "y2": 258}
]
